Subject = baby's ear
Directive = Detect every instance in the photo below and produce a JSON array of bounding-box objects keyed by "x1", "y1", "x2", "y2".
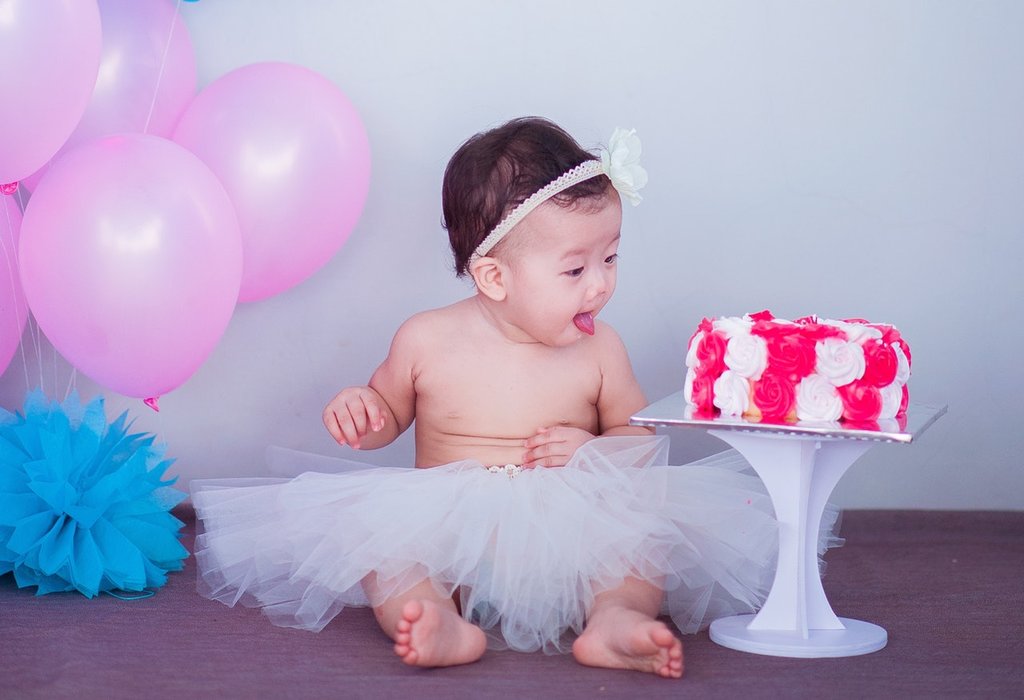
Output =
[{"x1": 469, "y1": 257, "x2": 507, "y2": 301}]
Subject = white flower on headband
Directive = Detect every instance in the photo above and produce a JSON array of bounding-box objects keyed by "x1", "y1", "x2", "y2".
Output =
[{"x1": 601, "y1": 128, "x2": 648, "y2": 206}]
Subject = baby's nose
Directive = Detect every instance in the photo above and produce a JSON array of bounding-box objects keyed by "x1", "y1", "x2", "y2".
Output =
[{"x1": 586, "y1": 271, "x2": 608, "y2": 298}]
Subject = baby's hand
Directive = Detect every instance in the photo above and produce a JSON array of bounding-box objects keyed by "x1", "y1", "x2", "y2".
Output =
[
  {"x1": 323, "y1": 386, "x2": 388, "y2": 449},
  {"x1": 522, "y1": 426, "x2": 594, "y2": 468}
]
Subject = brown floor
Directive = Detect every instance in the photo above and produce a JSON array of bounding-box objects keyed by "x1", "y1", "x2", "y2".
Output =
[{"x1": 2, "y1": 509, "x2": 1022, "y2": 699}]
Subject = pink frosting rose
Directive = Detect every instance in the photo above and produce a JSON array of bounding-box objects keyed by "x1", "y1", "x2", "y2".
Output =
[
  {"x1": 753, "y1": 371, "x2": 797, "y2": 421},
  {"x1": 838, "y1": 380, "x2": 883, "y2": 422},
  {"x1": 861, "y1": 339, "x2": 899, "y2": 387}
]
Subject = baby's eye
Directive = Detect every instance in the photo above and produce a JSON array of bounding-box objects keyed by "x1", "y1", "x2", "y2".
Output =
[
  {"x1": 605, "y1": 254, "x2": 619, "y2": 265},
  {"x1": 565, "y1": 267, "x2": 584, "y2": 277}
]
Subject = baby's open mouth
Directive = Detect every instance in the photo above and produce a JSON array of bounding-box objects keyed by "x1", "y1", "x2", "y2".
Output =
[{"x1": 573, "y1": 312, "x2": 595, "y2": 335}]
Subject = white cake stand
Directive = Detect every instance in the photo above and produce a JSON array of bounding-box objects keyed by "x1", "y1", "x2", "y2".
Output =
[{"x1": 630, "y1": 392, "x2": 946, "y2": 658}]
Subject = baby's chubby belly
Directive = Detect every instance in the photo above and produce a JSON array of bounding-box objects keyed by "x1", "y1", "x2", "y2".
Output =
[
  {"x1": 411, "y1": 384, "x2": 601, "y2": 467},
  {"x1": 414, "y1": 427, "x2": 534, "y2": 468},
  {"x1": 413, "y1": 405, "x2": 599, "y2": 468}
]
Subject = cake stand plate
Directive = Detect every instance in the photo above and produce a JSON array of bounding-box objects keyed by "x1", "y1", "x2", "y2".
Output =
[
  {"x1": 630, "y1": 392, "x2": 946, "y2": 659},
  {"x1": 709, "y1": 615, "x2": 887, "y2": 658}
]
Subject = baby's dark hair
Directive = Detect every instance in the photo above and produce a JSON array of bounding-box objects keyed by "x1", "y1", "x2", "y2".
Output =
[{"x1": 442, "y1": 117, "x2": 612, "y2": 277}]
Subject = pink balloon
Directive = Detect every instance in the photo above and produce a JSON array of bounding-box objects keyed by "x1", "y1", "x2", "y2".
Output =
[
  {"x1": 21, "y1": 0, "x2": 198, "y2": 192},
  {"x1": 0, "y1": 197, "x2": 27, "y2": 378},
  {"x1": 18, "y1": 135, "x2": 243, "y2": 399},
  {"x1": 173, "y1": 62, "x2": 371, "y2": 302},
  {"x1": 0, "y1": 0, "x2": 102, "y2": 183}
]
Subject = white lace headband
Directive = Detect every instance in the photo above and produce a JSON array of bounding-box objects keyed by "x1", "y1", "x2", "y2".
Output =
[{"x1": 470, "y1": 127, "x2": 648, "y2": 262}]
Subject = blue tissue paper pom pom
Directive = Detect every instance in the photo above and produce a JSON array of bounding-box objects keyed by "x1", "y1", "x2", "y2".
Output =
[{"x1": 0, "y1": 390, "x2": 188, "y2": 597}]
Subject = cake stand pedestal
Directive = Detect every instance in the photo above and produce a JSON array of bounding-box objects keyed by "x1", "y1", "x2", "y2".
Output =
[{"x1": 630, "y1": 392, "x2": 946, "y2": 658}]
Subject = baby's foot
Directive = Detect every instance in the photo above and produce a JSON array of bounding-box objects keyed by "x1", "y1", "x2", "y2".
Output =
[
  {"x1": 572, "y1": 606, "x2": 684, "y2": 678},
  {"x1": 393, "y1": 599, "x2": 487, "y2": 668}
]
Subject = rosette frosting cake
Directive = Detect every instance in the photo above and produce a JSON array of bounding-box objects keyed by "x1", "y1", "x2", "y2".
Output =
[{"x1": 684, "y1": 311, "x2": 911, "y2": 425}]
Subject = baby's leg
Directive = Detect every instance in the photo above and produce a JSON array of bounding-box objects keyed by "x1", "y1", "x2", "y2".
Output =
[
  {"x1": 363, "y1": 573, "x2": 486, "y2": 668},
  {"x1": 572, "y1": 576, "x2": 684, "y2": 678}
]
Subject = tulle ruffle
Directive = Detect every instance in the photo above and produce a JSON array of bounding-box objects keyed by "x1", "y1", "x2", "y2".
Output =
[{"x1": 191, "y1": 436, "x2": 838, "y2": 653}]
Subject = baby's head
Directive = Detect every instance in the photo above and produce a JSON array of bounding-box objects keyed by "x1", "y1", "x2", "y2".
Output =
[{"x1": 442, "y1": 117, "x2": 613, "y2": 277}]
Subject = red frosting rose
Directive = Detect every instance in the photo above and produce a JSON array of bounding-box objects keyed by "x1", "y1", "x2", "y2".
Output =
[
  {"x1": 690, "y1": 371, "x2": 716, "y2": 416},
  {"x1": 750, "y1": 318, "x2": 790, "y2": 337},
  {"x1": 749, "y1": 309, "x2": 775, "y2": 322},
  {"x1": 796, "y1": 320, "x2": 846, "y2": 342},
  {"x1": 838, "y1": 380, "x2": 883, "y2": 422},
  {"x1": 752, "y1": 371, "x2": 797, "y2": 421},
  {"x1": 870, "y1": 323, "x2": 898, "y2": 343},
  {"x1": 899, "y1": 384, "x2": 909, "y2": 414},
  {"x1": 861, "y1": 339, "x2": 899, "y2": 387},
  {"x1": 687, "y1": 317, "x2": 716, "y2": 352},
  {"x1": 753, "y1": 325, "x2": 817, "y2": 380},
  {"x1": 695, "y1": 330, "x2": 727, "y2": 376},
  {"x1": 871, "y1": 324, "x2": 912, "y2": 369}
]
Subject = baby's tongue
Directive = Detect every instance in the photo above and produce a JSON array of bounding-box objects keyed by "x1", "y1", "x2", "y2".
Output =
[{"x1": 573, "y1": 312, "x2": 595, "y2": 336}]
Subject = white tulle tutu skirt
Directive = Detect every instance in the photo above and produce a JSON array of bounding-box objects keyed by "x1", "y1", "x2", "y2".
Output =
[{"x1": 191, "y1": 436, "x2": 840, "y2": 653}]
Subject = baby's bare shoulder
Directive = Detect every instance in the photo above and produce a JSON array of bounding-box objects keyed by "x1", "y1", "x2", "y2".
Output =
[
  {"x1": 591, "y1": 319, "x2": 629, "y2": 353},
  {"x1": 392, "y1": 301, "x2": 474, "y2": 350}
]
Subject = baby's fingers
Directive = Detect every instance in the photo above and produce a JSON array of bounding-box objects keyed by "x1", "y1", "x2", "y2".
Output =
[
  {"x1": 524, "y1": 427, "x2": 562, "y2": 450},
  {"x1": 362, "y1": 396, "x2": 387, "y2": 433},
  {"x1": 323, "y1": 407, "x2": 346, "y2": 445},
  {"x1": 342, "y1": 401, "x2": 372, "y2": 448},
  {"x1": 523, "y1": 442, "x2": 569, "y2": 469},
  {"x1": 327, "y1": 407, "x2": 358, "y2": 447}
]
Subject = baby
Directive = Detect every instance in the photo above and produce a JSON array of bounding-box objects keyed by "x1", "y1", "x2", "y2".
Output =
[
  {"x1": 322, "y1": 117, "x2": 680, "y2": 676},
  {"x1": 193, "y1": 118, "x2": 779, "y2": 681}
]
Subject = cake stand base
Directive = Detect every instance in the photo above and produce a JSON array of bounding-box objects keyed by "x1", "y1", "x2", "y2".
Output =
[
  {"x1": 710, "y1": 614, "x2": 887, "y2": 658},
  {"x1": 629, "y1": 395, "x2": 947, "y2": 658}
]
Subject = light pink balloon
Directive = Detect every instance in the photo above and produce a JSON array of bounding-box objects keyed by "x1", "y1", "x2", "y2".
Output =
[
  {"x1": 0, "y1": 196, "x2": 27, "y2": 378},
  {"x1": 174, "y1": 62, "x2": 371, "y2": 302},
  {"x1": 19, "y1": 135, "x2": 243, "y2": 399},
  {"x1": 0, "y1": 0, "x2": 102, "y2": 183},
  {"x1": 21, "y1": 0, "x2": 198, "y2": 192}
]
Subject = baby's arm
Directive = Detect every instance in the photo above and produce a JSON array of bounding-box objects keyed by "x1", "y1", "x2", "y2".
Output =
[
  {"x1": 322, "y1": 319, "x2": 420, "y2": 450},
  {"x1": 593, "y1": 325, "x2": 656, "y2": 437}
]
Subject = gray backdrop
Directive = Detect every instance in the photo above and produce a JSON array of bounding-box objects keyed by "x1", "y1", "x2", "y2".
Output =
[{"x1": 1, "y1": 1, "x2": 1021, "y2": 509}]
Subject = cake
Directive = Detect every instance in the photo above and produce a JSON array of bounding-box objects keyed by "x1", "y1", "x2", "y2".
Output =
[{"x1": 684, "y1": 310, "x2": 911, "y2": 426}]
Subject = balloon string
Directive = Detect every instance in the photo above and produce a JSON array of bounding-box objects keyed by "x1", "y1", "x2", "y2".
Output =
[
  {"x1": 30, "y1": 317, "x2": 44, "y2": 393},
  {"x1": 156, "y1": 404, "x2": 167, "y2": 453},
  {"x1": 13, "y1": 188, "x2": 45, "y2": 393},
  {"x1": 143, "y1": 0, "x2": 182, "y2": 135},
  {"x1": 63, "y1": 367, "x2": 77, "y2": 403},
  {"x1": 0, "y1": 198, "x2": 30, "y2": 390},
  {"x1": 52, "y1": 332, "x2": 59, "y2": 397}
]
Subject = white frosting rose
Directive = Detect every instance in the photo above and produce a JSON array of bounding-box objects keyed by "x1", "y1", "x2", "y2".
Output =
[
  {"x1": 815, "y1": 337, "x2": 866, "y2": 387},
  {"x1": 878, "y1": 381, "x2": 903, "y2": 420},
  {"x1": 685, "y1": 332, "x2": 703, "y2": 368},
  {"x1": 712, "y1": 316, "x2": 752, "y2": 339},
  {"x1": 821, "y1": 318, "x2": 883, "y2": 344},
  {"x1": 713, "y1": 370, "x2": 750, "y2": 416},
  {"x1": 796, "y1": 373, "x2": 844, "y2": 422},
  {"x1": 724, "y1": 332, "x2": 767, "y2": 380},
  {"x1": 893, "y1": 343, "x2": 911, "y2": 384}
]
